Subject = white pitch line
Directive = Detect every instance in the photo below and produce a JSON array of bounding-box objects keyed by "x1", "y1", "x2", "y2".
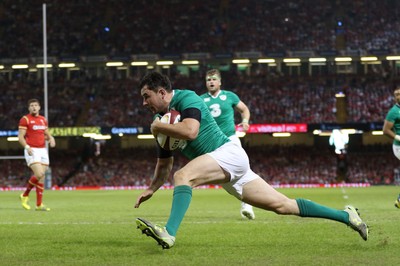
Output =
[
  {"x1": 0, "y1": 218, "x2": 382, "y2": 226},
  {"x1": 341, "y1": 187, "x2": 349, "y2": 200},
  {"x1": 0, "y1": 221, "x2": 131, "y2": 225}
]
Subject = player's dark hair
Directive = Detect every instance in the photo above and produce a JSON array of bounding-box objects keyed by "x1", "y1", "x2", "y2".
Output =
[
  {"x1": 27, "y1": 98, "x2": 40, "y2": 106},
  {"x1": 139, "y1": 72, "x2": 172, "y2": 92}
]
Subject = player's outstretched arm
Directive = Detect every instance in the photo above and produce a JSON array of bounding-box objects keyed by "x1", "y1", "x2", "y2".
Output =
[
  {"x1": 135, "y1": 190, "x2": 154, "y2": 208},
  {"x1": 135, "y1": 157, "x2": 174, "y2": 208}
]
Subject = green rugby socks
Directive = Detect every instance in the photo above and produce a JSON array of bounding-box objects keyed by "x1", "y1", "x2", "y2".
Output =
[
  {"x1": 166, "y1": 185, "x2": 192, "y2": 236},
  {"x1": 296, "y1": 198, "x2": 348, "y2": 224}
]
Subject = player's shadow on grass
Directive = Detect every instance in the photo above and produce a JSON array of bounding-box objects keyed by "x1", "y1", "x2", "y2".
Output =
[{"x1": 131, "y1": 239, "x2": 174, "y2": 253}]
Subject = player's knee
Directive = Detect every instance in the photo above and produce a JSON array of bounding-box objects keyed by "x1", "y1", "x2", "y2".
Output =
[
  {"x1": 273, "y1": 205, "x2": 287, "y2": 215},
  {"x1": 33, "y1": 170, "x2": 46, "y2": 180},
  {"x1": 273, "y1": 199, "x2": 298, "y2": 215},
  {"x1": 173, "y1": 169, "x2": 193, "y2": 187}
]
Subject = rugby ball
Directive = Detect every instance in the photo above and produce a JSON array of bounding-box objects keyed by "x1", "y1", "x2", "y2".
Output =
[{"x1": 156, "y1": 110, "x2": 183, "y2": 150}]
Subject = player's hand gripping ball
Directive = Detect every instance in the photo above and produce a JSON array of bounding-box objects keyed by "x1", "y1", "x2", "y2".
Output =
[{"x1": 156, "y1": 110, "x2": 184, "y2": 150}]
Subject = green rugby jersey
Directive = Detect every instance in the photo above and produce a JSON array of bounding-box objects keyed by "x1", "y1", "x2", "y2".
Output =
[
  {"x1": 385, "y1": 104, "x2": 400, "y2": 145},
  {"x1": 169, "y1": 89, "x2": 229, "y2": 159},
  {"x1": 200, "y1": 90, "x2": 240, "y2": 138}
]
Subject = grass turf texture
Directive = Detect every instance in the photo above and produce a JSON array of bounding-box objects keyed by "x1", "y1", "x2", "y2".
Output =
[{"x1": 0, "y1": 186, "x2": 399, "y2": 266}]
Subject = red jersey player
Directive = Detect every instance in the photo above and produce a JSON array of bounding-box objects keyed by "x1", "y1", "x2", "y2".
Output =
[{"x1": 18, "y1": 99, "x2": 56, "y2": 211}]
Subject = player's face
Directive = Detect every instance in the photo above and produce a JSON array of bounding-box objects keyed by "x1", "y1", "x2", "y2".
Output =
[
  {"x1": 28, "y1": 102, "x2": 40, "y2": 116},
  {"x1": 141, "y1": 86, "x2": 168, "y2": 114},
  {"x1": 206, "y1": 75, "x2": 221, "y2": 94},
  {"x1": 394, "y1": 89, "x2": 400, "y2": 104}
]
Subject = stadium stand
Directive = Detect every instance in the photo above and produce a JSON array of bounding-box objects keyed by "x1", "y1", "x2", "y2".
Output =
[
  {"x1": 1, "y1": 1, "x2": 400, "y2": 57},
  {"x1": 0, "y1": 145, "x2": 397, "y2": 187},
  {"x1": 1, "y1": 1, "x2": 400, "y2": 187},
  {"x1": 0, "y1": 74, "x2": 397, "y2": 128}
]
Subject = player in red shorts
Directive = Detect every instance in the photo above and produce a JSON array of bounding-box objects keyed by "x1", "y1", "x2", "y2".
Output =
[{"x1": 18, "y1": 99, "x2": 56, "y2": 211}]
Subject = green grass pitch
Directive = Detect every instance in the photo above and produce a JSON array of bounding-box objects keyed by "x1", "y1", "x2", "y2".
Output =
[{"x1": 1, "y1": 186, "x2": 399, "y2": 266}]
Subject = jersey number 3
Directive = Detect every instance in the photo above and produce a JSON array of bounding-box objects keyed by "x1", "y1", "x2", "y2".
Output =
[{"x1": 209, "y1": 103, "x2": 222, "y2": 118}]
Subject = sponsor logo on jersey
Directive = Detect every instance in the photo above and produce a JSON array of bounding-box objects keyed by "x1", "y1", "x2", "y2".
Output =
[
  {"x1": 32, "y1": 125, "x2": 46, "y2": 130},
  {"x1": 204, "y1": 98, "x2": 210, "y2": 102},
  {"x1": 178, "y1": 140, "x2": 187, "y2": 150}
]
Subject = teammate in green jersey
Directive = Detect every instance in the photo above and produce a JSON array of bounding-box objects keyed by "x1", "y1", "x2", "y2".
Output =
[
  {"x1": 135, "y1": 71, "x2": 369, "y2": 249},
  {"x1": 200, "y1": 69, "x2": 255, "y2": 219},
  {"x1": 382, "y1": 85, "x2": 400, "y2": 208}
]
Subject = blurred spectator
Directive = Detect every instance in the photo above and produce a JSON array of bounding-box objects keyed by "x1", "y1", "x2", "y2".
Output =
[
  {"x1": 0, "y1": 144, "x2": 397, "y2": 187},
  {"x1": 0, "y1": 1, "x2": 400, "y2": 58},
  {"x1": 0, "y1": 73, "x2": 398, "y2": 128}
]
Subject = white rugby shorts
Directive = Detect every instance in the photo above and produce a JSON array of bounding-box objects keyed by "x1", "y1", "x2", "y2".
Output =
[
  {"x1": 24, "y1": 147, "x2": 50, "y2": 167},
  {"x1": 208, "y1": 141, "x2": 260, "y2": 200},
  {"x1": 228, "y1": 134, "x2": 242, "y2": 147},
  {"x1": 393, "y1": 144, "x2": 400, "y2": 160}
]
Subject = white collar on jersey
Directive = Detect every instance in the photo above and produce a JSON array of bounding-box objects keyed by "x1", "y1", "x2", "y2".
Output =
[{"x1": 208, "y1": 90, "x2": 221, "y2": 98}]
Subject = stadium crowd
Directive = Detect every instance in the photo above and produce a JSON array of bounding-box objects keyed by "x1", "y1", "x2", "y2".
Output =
[
  {"x1": 0, "y1": 72, "x2": 397, "y2": 129},
  {"x1": 1, "y1": 0, "x2": 399, "y2": 58},
  {"x1": 1, "y1": 0, "x2": 399, "y2": 128},
  {"x1": 0, "y1": 145, "x2": 398, "y2": 188},
  {"x1": 1, "y1": 1, "x2": 400, "y2": 188}
]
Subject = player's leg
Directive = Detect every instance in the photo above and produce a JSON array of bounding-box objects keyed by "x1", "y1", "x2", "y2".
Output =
[
  {"x1": 20, "y1": 173, "x2": 38, "y2": 210},
  {"x1": 228, "y1": 135, "x2": 256, "y2": 219},
  {"x1": 395, "y1": 194, "x2": 400, "y2": 209},
  {"x1": 136, "y1": 153, "x2": 228, "y2": 248},
  {"x1": 33, "y1": 164, "x2": 50, "y2": 211},
  {"x1": 241, "y1": 177, "x2": 299, "y2": 214},
  {"x1": 30, "y1": 148, "x2": 50, "y2": 211},
  {"x1": 29, "y1": 163, "x2": 47, "y2": 210},
  {"x1": 242, "y1": 176, "x2": 368, "y2": 240},
  {"x1": 390, "y1": 145, "x2": 400, "y2": 208},
  {"x1": 36, "y1": 148, "x2": 50, "y2": 211},
  {"x1": 240, "y1": 202, "x2": 255, "y2": 220},
  {"x1": 166, "y1": 153, "x2": 229, "y2": 235},
  {"x1": 20, "y1": 149, "x2": 40, "y2": 210},
  {"x1": 22, "y1": 173, "x2": 38, "y2": 198}
]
